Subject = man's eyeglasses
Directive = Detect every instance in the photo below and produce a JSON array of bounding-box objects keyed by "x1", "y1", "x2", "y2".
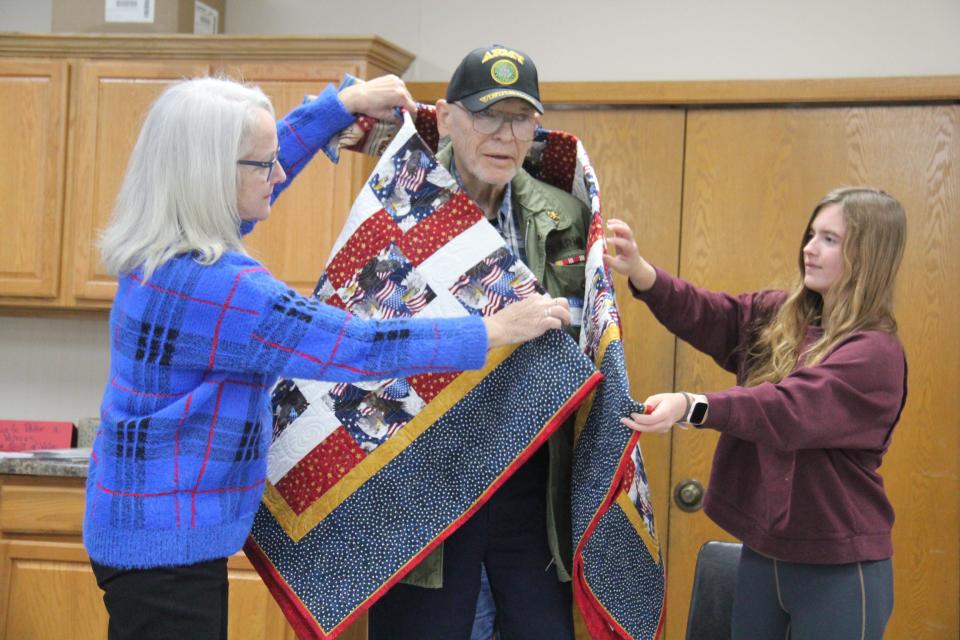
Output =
[
  {"x1": 452, "y1": 102, "x2": 538, "y2": 141},
  {"x1": 237, "y1": 155, "x2": 279, "y2": 182}
]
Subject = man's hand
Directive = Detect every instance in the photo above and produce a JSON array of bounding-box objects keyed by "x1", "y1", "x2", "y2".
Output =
[{"x1": 338, "y1": 74, "x2": 416, "y2": 122}]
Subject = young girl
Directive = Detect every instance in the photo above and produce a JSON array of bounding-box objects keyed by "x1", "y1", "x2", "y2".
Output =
[
  {"x1": 605, "y1": 188, "x2": 907, "y2": 639},
  {"x1": 84, "y1": 76, "x2": 569, "y2": 640}
]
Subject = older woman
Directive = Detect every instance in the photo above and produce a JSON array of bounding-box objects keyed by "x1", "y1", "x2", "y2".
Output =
[{"x1": 84, "y1": 76, "x2": 568, "y2": 640}]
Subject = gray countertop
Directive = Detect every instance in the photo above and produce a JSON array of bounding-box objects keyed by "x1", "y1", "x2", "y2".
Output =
[{"x1": 0, "y1": 455, "x2": 89, "y2": 478}]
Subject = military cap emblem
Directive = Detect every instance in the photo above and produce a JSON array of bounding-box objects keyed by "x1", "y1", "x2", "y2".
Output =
[{"x1": 490, "y1": 59, "x2": 519, "y2": 86}]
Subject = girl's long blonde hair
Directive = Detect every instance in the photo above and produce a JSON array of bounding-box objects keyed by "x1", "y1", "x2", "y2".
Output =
[{"x1": 743, "y1": 187, "x2": 906, "y2": 387}]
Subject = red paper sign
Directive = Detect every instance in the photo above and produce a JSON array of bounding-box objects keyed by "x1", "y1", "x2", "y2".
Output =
[{"x1": 0, "y1": 420, "x2": 76, "y2": 451}]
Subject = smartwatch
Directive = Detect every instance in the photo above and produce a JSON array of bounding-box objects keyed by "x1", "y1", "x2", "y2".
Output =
[{"x1": 681, "y1": 392, "x2": 709, "y2": 426}]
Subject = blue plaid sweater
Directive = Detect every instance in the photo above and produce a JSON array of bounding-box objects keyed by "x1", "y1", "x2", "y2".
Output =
[{"x1": 83, "y1": 86, "x2": 489, "y2": 570}]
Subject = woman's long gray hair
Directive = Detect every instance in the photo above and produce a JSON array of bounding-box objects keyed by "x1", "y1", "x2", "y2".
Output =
[{"x1": 98, "y1": 76, "x2": 274, "y2": 281}]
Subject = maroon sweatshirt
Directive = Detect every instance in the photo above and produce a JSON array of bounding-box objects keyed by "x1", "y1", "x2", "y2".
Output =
[{"x1": 633, "y1": 267, "x2": 908, "y2": 564}]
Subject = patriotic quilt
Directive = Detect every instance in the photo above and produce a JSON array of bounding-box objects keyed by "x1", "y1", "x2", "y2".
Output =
[
  {"x1": 565, "y1": 146, "x2": 666, "y2": 639},
  {"x1": 245, "y1": 100, "x2": 664, "y2": 639}
]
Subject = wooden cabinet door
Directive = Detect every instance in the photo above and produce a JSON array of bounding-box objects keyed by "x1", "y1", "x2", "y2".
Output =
[
  {"x1": 0, "y1": 474, "x2": 302, "y2": 640},
  {"x1": 0, "y1": 59, "x2": 67, "y2": 302},
  {"x1": 0, "y1": 541, "x2": 107, "y2": 639},
  {"x1": 220, "y1": 62, "x2": 376, "y2": 296},
  {"x1": 668, "y1": 104, "x2": 960, "y2": 639},
  {"x1": 0, "y1": 541, "x2": 307, "y2": 640},
  {"x1": 65, "y1": 60, "x2": 210, "y2": 306}
]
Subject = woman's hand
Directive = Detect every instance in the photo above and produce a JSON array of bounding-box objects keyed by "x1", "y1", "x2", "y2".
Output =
[
  {"x1": 603, "y1": 219, "x2": 657, "y2": 292},
  {"x1": 338, "y1": 75, "x2": 417, "y2": 122},
  {"x1": 621, "y1": 392, "x2": 687, "y2": 433},
  {"x1": 483, "y1": 295, "x2": 571, "y2": 349}
]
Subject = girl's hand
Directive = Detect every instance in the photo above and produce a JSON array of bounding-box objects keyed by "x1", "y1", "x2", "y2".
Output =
[
  {"x1": 621, "y1": 392, "x2": 688, "y2": 433},
  {"x1": 603, "y1": 219, "x2": 657, "y2": 292}
]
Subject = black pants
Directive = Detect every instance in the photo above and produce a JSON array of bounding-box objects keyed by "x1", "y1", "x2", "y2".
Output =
[
  {"x1": 369, "y1": 447, "x2": 573, "y2": 640},
  {"x1": 731, "y1": 546, "x2": 893, "y2": 640},
  {"x1": 91, "y1": 557, "x2": 229, "y2": 640}
]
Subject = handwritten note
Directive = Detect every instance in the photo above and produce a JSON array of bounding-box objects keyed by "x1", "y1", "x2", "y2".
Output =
[{"x1": 0, "y1": 420, "x2": 75, "y2": 452}]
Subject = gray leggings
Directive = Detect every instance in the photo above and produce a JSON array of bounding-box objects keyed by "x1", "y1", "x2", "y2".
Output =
[{"x1": 731, "y1": 546, "x2": 893, "y2": 640}]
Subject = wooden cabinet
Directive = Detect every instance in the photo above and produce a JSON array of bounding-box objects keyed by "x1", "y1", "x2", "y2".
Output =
[
  {"x1": 0, "y1": 475, "x2": 108, "y2": 639},
  {"x1": 0, "y1": 58, "x2": 68, "y2": 302},
  {"x1": 0, "y1": 34, "x2": 412, "y2": 309},
  {"x1": 507, "y1": 80, "x2": 960, "y2": 639},
  {"x1": 0, "y1": 474, "x2": 301, "y2": 639},
  {"x1": 0, "y1": 473, "x2": 372, "y2": 639},
  {"x1": 1, "y1": 542, "x2": 108, "y2": 639}
]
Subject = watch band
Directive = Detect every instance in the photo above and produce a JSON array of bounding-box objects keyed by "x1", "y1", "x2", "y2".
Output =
[
  {"x1": 681, "y1": 392, "x2": 709, "y2": 426},
  {"x1": 680, "y1": 392, "x2": 692, "y2": 425}
]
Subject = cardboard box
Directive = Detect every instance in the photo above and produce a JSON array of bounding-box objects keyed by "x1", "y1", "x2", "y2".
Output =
[{"x1": 52, "y1": 0, "x2": 225, "y2": 34}]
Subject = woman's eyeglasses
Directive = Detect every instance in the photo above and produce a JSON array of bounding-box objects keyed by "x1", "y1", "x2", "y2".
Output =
[{"x1": 237, "y1": 155, "x2": 279, "y2": 181}]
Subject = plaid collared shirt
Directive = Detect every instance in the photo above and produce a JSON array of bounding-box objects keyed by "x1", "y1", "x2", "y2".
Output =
[{"x1": 450, "y1": 158, "x2": 527, "y2": 265}]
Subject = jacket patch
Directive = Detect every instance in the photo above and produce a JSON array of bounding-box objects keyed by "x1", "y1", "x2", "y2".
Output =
[{"x1": 552, "y1": 254, "x2": 586, "y2": 267}]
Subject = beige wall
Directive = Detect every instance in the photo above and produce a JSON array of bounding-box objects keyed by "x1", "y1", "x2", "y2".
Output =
[
  {"x1": 0, "y1": 0, "x2": 959, "y2": 421},
  {"x1": 223, "y1": 0, "x2": 960, "y2": 81},
  {"x1": 4, "y1": 1, "x2": 960, "y2": 80},
  {"x1": 0, "y1": 0, "x2": 52, "y2": 32},
  {"x1": 0, "y1": 317, "x2": 109, "y2": 421}
]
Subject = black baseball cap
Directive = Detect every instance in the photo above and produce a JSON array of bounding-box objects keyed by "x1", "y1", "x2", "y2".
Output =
[{"x1": 445, "y1": 45, "x2": 543, "y2": 114}]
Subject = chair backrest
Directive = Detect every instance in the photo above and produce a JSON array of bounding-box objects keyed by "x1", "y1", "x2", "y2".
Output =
[{"x1": 685, "y1": 540, "x2": 743, "y2": 640}]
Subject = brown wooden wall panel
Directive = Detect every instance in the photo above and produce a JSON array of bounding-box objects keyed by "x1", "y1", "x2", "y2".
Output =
[
  {"x1": 411, "y1": 76, "x2": 960, "y2": 106},
  {"x1": 673, "y1": 104, "x2": 960, "y2": 639}
]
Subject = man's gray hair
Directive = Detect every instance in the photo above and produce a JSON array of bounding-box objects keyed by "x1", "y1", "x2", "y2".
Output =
[{"x1": 99, "y1": 76, "x2": 274, "y2": 281}]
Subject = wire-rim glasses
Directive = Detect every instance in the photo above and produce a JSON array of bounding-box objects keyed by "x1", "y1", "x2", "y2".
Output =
[{"x1": 451, "y1": 102, "x2": 538, "y2": 141}]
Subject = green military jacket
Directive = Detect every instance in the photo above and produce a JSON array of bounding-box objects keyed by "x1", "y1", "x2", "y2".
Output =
[{"x1": 403, "y1": 144, "x2": 592, "y2": 588}]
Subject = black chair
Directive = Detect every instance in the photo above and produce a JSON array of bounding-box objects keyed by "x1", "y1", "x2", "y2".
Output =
[{"x1": 685, "y1": 540, "x2": 743, "y2": 640}]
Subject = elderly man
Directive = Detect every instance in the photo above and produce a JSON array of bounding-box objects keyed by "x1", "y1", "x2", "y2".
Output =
[{"x1": 368, "y1": 45, "x2": 591, "y2": 640}]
